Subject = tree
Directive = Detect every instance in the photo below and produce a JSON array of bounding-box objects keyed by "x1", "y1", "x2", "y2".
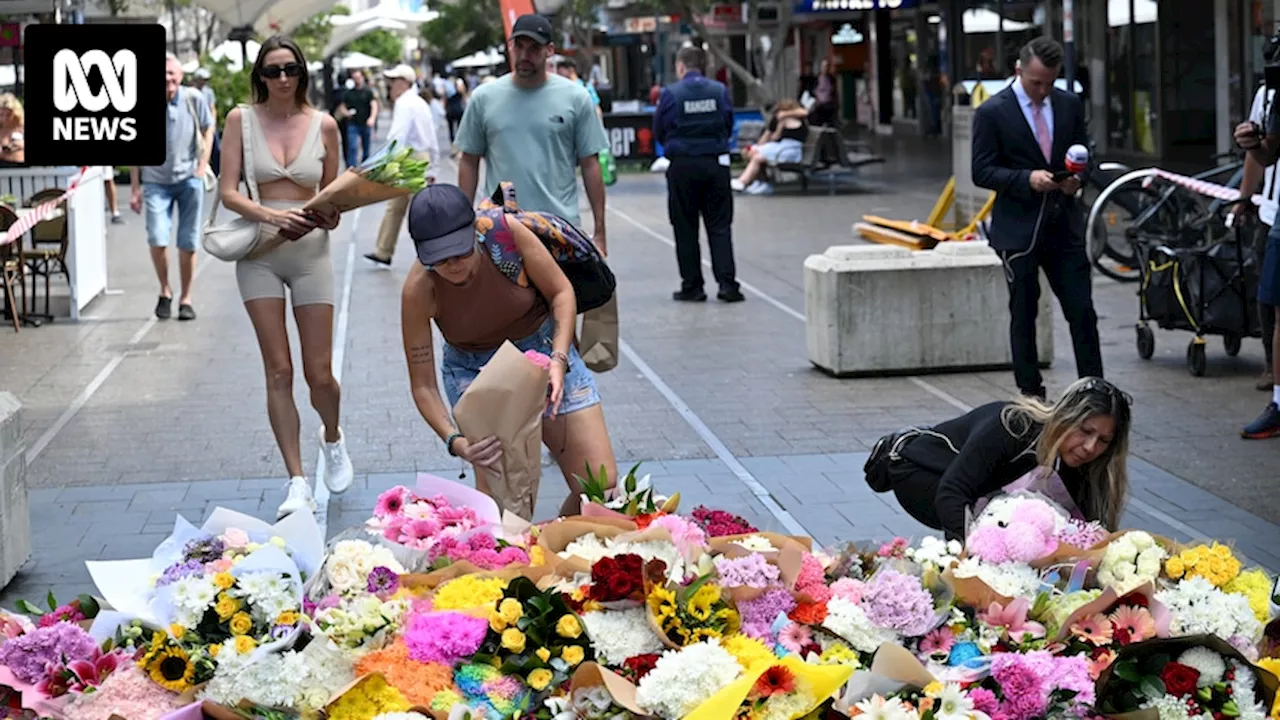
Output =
[
  {"x1": 346, "y1": 28, "x2": 405, "y2": 65},
  {"x1": 675, "y1": 0, "x2": 793, "y2": 106},
  {"x1": 419, "y1": 0, "x2": 503, "y2": 63},
  {"x1": 556, "y1": 0, "x2": 603, "y2": 74},
  {"x1": 201, "y1": 55, "x2": 253, "y2": 118},
  {"x1": 291, "y1": 7, "x2": 341, "y2": 60}
]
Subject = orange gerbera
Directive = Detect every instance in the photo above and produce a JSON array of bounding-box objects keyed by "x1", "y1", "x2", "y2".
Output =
[{"x1": 356, "y1": 640, "x2": 456, "y2": 706}]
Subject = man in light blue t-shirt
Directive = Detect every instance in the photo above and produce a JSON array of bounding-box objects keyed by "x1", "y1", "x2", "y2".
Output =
[{"x1": 455, "y1": 14, "x2": 609, "y2": 252}]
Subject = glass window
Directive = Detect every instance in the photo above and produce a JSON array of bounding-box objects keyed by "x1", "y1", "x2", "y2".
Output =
[{"x1": 1106, "y1": 0, "x2": 1158, "y2": 154}]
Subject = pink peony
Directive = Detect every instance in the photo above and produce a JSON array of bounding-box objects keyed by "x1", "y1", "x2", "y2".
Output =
[
  {"x1": 523, "y1": 350, "x2": 552, "y2": 370},
  {"x1": 221, "y1": 528, "x2": 249, "y2": 549}
]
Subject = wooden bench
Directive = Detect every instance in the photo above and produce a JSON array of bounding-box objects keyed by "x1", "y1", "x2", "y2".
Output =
[{"x1": 765, "y1": 127, "x2": 886, "y2": 194}]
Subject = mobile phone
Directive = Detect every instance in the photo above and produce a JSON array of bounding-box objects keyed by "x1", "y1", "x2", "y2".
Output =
[{"x1": 1052, "y1": 170, "x2": 1074, "y2": 182}]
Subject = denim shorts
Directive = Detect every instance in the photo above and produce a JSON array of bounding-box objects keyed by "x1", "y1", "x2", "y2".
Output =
[
  {"x1": 757, "y1": 139, "x2": 804, "y2": 164},
  {"x1": 1261, "y1": 222, "x2": 1280, "y2": 307},
  {"x1": 144, "y1": 177, "x2": 204, "y2": 251},
  {"x1": 441, "y1": 318, "x2": 602, "y2": 418}
]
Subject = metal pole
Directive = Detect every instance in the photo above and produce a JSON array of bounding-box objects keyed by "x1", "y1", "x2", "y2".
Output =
[
  {"x1": 995, "y1": 0, "x2": 1003, "y2": 78},
  {"x1": 1064, "y1": 0, "x2": 1075, "y2": 93},
  {"x1": 167, "y1": 0, "x2": 179, "y2": 55}
]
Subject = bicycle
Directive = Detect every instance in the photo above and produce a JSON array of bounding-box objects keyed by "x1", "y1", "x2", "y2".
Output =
[{"x1": 1085, "y1": 152, "x2": 1244, "y2": 282}]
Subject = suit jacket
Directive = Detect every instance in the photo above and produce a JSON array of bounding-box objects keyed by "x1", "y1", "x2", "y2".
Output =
[{"x1": 971, "y1": 85, "x2": 1091, "y2": 252}]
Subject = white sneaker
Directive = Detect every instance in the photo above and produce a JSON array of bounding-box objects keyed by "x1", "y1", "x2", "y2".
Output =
[
  {"x1": 730, "y1": 179, "x2": 745, "y2": 192},
  {"x1": 320, "y1": 426, "x2": 354, "y2": 494},
  {"x1": 277, "y1": 476, "x2": 317, "y2": 519}
]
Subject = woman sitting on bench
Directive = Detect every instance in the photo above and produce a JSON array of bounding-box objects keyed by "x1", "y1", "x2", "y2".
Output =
[{"x1": 731, "y1": 100, "x2": 809, "y2": 195}]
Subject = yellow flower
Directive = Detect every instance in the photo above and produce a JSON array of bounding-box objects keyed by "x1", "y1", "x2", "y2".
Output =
[
  {"x1": 214, "y1": 594, "x2": 242, "y2": 620},
  {"x1": 501, "y1": 628, "x2": 527, "y2": 654},
  {"x1": 690, "y1": 583, "x2": 721, "y2": 608},
  {"x1": 168, "y1": 623, "x2": 186, "y2": 638},
  {"x1": 489, "y1": 613, "x2": 508, "y2": 633},
  {"x1": 1165, "y1": 556, "x2": 1186, "y2": 578},
  {"x1": 213, "y1": 572, "x2": 235, "y2": 590},
  {"x1": 536, "y1": 647, "x2": 551, "y2": 662},
  {"x1": 275, "y1": 610, "x2": 300, "y2": 626},
  {"x1": 228, "y1": 611, "x2": 254, "y2": 636},
  {"x1": 688, "y1": 601, "x2": 712, "y2": 622},
  {"x1": 648, "y1": 587, "x2": 676, "y2": 614},
  {"x1": 234, "y1": 635, "x2": 257, "y2": 654},
  {"x1": 561, "y1": 645, "x2": 584, "y2": 666},
  {"x1": 527, "y1": 668, "x2": 553, "y2": 691},
  {"x1": 923, "y1": 682, "x2": 945, "y2": 697},
  {"x1": 529, "y1": 546, "x2": 546, "y2": 567},
  {"x1": 722, "y1": 634, "x2": 775, "y2": 671},
  {"x1": 499, "y1": 598, "x2": 524, "y2": 624},
  {"x1": 1226, "y1": 569, "x2": 1273, "y2": 622},
  {"x1": 208, "y1": 643, "x2": 221, "y2": 657},
  {"x1": 146, "y1": 646, "x2": 195, "y2": 693},
  {"x1": 555, "y1": 614, "x2": 582, "y2": 639},
  {"x1": 1258, "y1": 658, "x2": 1280, "y2": 719},
  {"x1": 433, "y1": 576, "x2": 508, "y2": 611},
  {"x1": 818, "y1": 643, "x2": 861, "y2": 668}
]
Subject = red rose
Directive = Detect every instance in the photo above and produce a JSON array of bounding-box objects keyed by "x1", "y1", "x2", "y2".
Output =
[
  {"x1": 591, "y1": 557, "x2": 619, "y2": 584},
  {"x1": 1160, "y1": 662, "x2": 1201, "y2": 697},
  {"x1": 607, "y1": 573, "x2": 636, "y2": 599},
  {"x1": 1112, "y1": 624, "x2": 1132, "y2": 646},
  {"x1": 618, "y1": 554, "x2": 643, "y2": 573}
]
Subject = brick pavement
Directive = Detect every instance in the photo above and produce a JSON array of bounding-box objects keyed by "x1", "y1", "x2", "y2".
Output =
[{"x1": 3, "y1": 135, "x2": 1280, "y2": 608}]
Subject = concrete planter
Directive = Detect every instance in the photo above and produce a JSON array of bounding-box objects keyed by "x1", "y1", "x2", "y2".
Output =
[
  {"x1": 0, "y1": 392, "x2": 30, "y2": 590},
  {"x1": 804, "y1": 242, "x2": 1054, "y2": 376}
]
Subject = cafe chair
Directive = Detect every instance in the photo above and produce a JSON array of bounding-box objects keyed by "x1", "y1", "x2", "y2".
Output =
[
  {"x1": 22, "y1": 187, "x2": 70, "y2": 320},
  {"x1": 0, "y1": 204, "x2": 24, "y2": 332}
]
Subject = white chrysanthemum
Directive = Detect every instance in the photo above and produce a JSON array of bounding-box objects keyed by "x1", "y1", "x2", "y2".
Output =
[
  {"x1": 951, "y1": 557, "x2": 1042, "y2": 599},
  {"x1": 171, "y1": 575, "x2": 219, "y2": 628},
  {"x1": 1229, "y1": 660, "x2": 1270, "y2": 720},
  {"x1": 928, "y1": 683, "x2": 981, "y2": 720},
  {"x1": 1097, "y1": 532, "x2": 1167, "y2": 593},
  {"x1": 580, "y1": 608, "x2": 665, "y2": 665},
  {"x1": 1156, "y1": 578, "x2": 1263, "y2": 642},
  {"x1": 561, "y1": 534, "x2": 686, "y2": 583},
  {"x1": 732, "y1": 535, "x2": 777, "y2": 552},
  {"x1": 821, "y1": 597, "x2": 899, "y2": 654},
  {"x1": 635, "y1": 640, "x2": 742, "y2": 719},
  {"x1": 906, "y1": 537, "x2": 962, "y2": 570},
  {"x1": 202, "y1": 633, "x2": 355, "y2": 711},
  {"x1": 1177, "y1": 647, "x2": 1227, "y2": 686},
  {"x1": 851, "y1": 695, "x2": 921, "y2": 720}
]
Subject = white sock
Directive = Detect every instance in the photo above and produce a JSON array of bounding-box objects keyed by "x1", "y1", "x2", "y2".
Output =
[{"x1": 1273, "y1": 385, "x2": 1280, "y2": 405}]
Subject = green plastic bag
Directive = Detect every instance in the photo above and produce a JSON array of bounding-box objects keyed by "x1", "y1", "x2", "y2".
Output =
[{"x1": 599, "y1": 148, "x2": 617, "y2": 186}]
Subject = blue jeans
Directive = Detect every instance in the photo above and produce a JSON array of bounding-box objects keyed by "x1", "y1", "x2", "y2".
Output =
[
  {"x1": 1260, "y1": 222, "x2": 1280, "y2": 307},
  {"x1": 345, "y1": 123, "x2": 372, "y2": 168},
  {"x1": 441, "y1": 318, "x2": 602, "y2": 418},
  {"x1": 144, "y1": 177, "x2": 203, "y2": 251}
]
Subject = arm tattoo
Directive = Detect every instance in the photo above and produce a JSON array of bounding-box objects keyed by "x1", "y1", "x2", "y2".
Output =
[{"x1": 408, "y1": 344, "x2": 434, "y2": 366}]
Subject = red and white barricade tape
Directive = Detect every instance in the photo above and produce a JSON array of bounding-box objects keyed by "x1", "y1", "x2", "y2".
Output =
[
  {"x1": 0, "y1": 165, "x2": 91, "y2": 247},
  {"x1": 1142, "y1": 168, "x2": 1261, "y2": 206}
]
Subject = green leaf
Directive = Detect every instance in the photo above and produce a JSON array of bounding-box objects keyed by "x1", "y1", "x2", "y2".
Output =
[
  {"x1": 1113, "y1": 660, "x2": 1142, "y2": 682},
  {"x1": 528, "y1": 595, "x2": 552, "y2": 615},
  {"x1": 16, "y1": 599, "x2": 42, "y2": 616},
  {"x1": 1138, "y1": 676, "x2": 1166, "y2": 700},
  {"x1": 1141, "y1": 653, "x2": 1171, "y2": 675},
  {"x1": 516, "y1": 617, "x2": 531, "y2": 631},
  {"x1": 76, "y1": 594, "x2": 100, "y2": 617},
  {"x1": 47, "y1": 590, "x2": 58, "y2": 612}
]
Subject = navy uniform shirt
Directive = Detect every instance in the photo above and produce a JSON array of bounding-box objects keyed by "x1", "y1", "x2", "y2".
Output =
[{"x1": 653, "y1": 71, "x2": 733, "y2": 158}]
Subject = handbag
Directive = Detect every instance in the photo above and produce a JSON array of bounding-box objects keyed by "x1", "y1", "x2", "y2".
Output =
[{"x1": 202, "y1": 104, "x2": 262, "y2": 262}]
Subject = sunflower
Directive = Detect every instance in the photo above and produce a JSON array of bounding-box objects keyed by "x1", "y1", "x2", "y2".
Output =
[{"x1": 147, "y1": 646, "x2": 195, "y2": 693}]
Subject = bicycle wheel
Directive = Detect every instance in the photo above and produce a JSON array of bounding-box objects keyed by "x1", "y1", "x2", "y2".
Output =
[{"x1": 1086, "y1": 173, "x2": 1191, "y2": 282}]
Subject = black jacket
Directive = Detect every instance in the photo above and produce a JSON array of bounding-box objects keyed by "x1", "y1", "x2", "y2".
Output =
[
  {"x1": 970, "y1": 85, "x2": 1091, "y2": 252},
  {"x1": 897, "y1": 401, "x2": 1086, "y2": 538}
]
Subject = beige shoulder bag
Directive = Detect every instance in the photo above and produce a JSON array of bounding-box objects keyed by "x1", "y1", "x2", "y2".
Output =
[{"x1": 202, "y1": 104, "x2": 262, "y2": 262}]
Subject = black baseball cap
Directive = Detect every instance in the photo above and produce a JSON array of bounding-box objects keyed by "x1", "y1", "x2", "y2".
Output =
[
  {"x1": 511, "y1": 14, "x2": 553, "y2": 46},
  {"x1": 408, "y1": 185, "x2": 477, "y2": 266}
]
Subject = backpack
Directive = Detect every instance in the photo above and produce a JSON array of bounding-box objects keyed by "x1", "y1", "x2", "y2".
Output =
[{"x1": 476, "y1": 182, "x2": 616, "y2": 313}]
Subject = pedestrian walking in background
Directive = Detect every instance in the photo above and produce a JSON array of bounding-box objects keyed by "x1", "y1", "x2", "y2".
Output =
[
  {"x1": 365, "y1": 64, "x2": 439, "y2": 267},
  {"x1": 654, "y1": 45, "x2": 743, "y2": 303},
  {"x1": 193, "y1": 68, "x2": 222, "y2": 177},
  {"x1": 337, "y1": 69, "x2": 379, "y2": 167},
  {"x1": 444, "y1": 75, "x2": 467, "y2": 143},
  {"x1": 129, "y1": 53, "x2": 214, "y2": 321},
  {"x1": 970, "y1": 37, "x2": 1101, "y2": 400},
  {"x1": 217, "y1": 36, "x2": 354, "y2": 517},
  {"x1": 454, "y1": 14, "x2": 609, "y2": 253}
]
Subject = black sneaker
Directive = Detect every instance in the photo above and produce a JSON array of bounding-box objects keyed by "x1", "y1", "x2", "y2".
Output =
[
  {"x1": 1242, "y1": 402, "x2": 1280, "y2": 439},
  {"x1": 155, "y1": 296, "x2": 172, "y2": 319},
  {"x1": 110, "y1": 214, "x2": 123, "y2": 225},
  {"x1": 178, "y1": 303, "x2": 196, "y2": 321},
  {"x1": 717, "y1": 288, "x2": 746, "y2": 303},
  {"x1": 672, "y1": 289, "x2": 707, "y2": 302},
  {"x1": 363, "y1": 252, "x2": 391, "y2": 267}
]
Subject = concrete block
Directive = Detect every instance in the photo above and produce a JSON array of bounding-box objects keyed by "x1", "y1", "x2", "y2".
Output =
[
  {"x1": 804, "y1": 242, "x2": 1054, "y2": 376},
  {"x1": 0, "y1": 392, "x2": 31, "y2": 589}
]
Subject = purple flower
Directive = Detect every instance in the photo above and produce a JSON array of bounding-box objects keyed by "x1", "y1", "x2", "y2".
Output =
[
  {"x1": 156, "y1": 559, "x2": 204, "y2": 587},
  {"x1": 860, "y1": 569, "x2": 936, "y2": 637},
  {"x1": 302, "y1": 597, "x2": 318, "y2": 617},
  {"x1": 714, "y1": 554, "x2": 781, "y2": 589},
  {"x1": 738, "y1": 587, "x2": 796, "y2": 628},
  {"x1": 367, "y1": 566, "x2": 400, "y2": 598},
  {"x1": 182, "y1": 535, "x2": 226, "y2": 563},
  {"x1": 0, "y1": 622, "x2": 97, "y2": 684}
]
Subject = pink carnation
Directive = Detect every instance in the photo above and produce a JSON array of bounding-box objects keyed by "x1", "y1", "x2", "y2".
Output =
[
  {"x1": 62, "y1": 665, "x2": 180, "y2": 720},
  {"x1": 648, "y1": 514, "x2": 708, "y2": 556},
  {"x1": 524, "y1": 350, "x2": 552, "y2": 370},
  {"x1": 829, "y1": 578, "x2": 865, "y2": 603},
  {"x1": 404, "y1": 611, "x2": 489, "y2": 665}
]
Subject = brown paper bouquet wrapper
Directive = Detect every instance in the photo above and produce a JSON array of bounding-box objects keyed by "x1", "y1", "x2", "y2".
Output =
[
  {"x1": 719, "y1": 539, "x2": 808, "y2": 604},
  {"x1": 1095, "y1": 635, "x2": 1279, "y2": 719},
  {"x1": 940, "y1": 565, "x2": 1016, "y2": 609},
  {"x1": 398, "y1": 557, "x2": 537, "y2": 592},
  {"x1": 536, "y1": 517, "x2": 638, "y2": 563},
  {"x1": 570, "y1": 662, "x2": 647, "y2": 715},
  {"x1": 707, "y1": 532, "x2": 813, "y2": 553}
]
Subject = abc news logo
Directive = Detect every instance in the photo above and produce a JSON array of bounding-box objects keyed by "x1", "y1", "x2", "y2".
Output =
[{"x1": 24, "y1": 24, "x2": 165, "y2": 166}]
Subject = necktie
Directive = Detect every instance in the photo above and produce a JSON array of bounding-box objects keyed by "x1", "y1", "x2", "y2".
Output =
[{"x1": 1032, "y1": 101, "x2": 1052, "y2": 163}]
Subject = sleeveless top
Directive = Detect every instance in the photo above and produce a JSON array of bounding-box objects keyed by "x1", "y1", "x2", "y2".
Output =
[
  {"x1": 432, "y1": 215, "x2": 549, "y2": 353},
  {"x1": 247, "y1": 107, "x2": 325, "y2": 188}
]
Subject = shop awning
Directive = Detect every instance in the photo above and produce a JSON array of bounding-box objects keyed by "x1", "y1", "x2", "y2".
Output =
[
  {"x1": 962, "y1": 8, "x2": 1035, "y2": 34},
  {"x1": 451, "y1": 48, "x2": 505, "y2": 69}
]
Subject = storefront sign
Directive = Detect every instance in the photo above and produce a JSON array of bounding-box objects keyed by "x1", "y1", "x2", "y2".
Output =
[
  {"x1": 603, "y1": 113, "x2": 658, "y2": 161},
  {"x1": 796, "y1": 0, "x2": 916, "y2": 13},
  {"x1": 831, "y1": 23, "x2": 864, "y2": 44},
  {"x1": 622, "y1": 15, "x2": 678, "y2": 33}
]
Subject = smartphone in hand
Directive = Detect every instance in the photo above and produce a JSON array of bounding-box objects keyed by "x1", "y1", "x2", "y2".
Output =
[{"x1": 1052, "y1": 170, "x2": 1074, "y2": 183}]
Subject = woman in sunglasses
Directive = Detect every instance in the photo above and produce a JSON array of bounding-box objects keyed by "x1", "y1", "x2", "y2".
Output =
[
  {"x1": 865, "y1": 377, "x2": 1132, "y2": 541},
  {"x1": 399, "y1": 184, "x2": 617, "y2": 517},
  {"x1": 218, "y1": 35, "x2": 353, "y2": 519}
]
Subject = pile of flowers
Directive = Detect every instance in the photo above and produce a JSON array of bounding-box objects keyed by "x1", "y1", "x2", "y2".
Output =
[{"x1": 4, "y1": 477, "x2": 1280, "y2": 720}]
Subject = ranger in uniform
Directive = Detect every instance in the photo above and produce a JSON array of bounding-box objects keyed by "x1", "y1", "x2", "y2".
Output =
[{"x1": 654, "y1": 46, "x2": 744, "y2": 303}]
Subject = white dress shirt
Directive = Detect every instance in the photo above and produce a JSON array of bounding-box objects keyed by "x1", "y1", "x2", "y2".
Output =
[
  {"x1": 1011, "y1": 77, "x2": 1054, "y2": 146},
  {"x1": 1250, "y1": 85, "x2": 1279, "y2": 226},
  {"x1": 388, "y1": 85, "x2": 439, "y2": 175}
]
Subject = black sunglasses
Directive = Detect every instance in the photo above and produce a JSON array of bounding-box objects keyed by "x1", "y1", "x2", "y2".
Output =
[
  {"x1": 1079, "y1": 377, "x2": 1133, "y2": 407},
  {"x1": 261, "y1": 63, "x2": 303, "y2": 79}
]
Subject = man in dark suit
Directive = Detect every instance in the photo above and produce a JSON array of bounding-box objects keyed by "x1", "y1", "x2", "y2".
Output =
[{"x1": 972, "y1": 37, "x2": 1103, "y2": 399}]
